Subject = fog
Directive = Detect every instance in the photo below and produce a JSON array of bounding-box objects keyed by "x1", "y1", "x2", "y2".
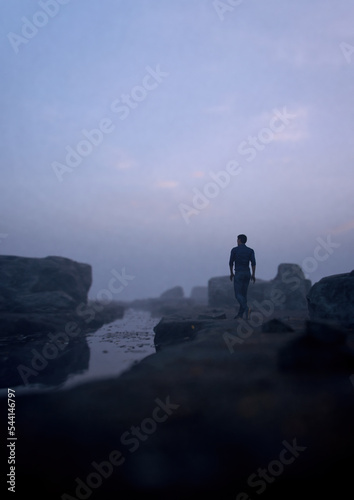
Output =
[{"x1": 1, "y1": 0, "x2": 353, "y2": 301}]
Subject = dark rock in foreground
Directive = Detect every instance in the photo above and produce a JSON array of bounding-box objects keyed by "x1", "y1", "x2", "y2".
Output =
[
  {"x1": 153, "y1": 315, "x2": 221, "y2": 350},
  {"x1": 3, "y1": 305, "x2": 354, "y2": 499},
  {"x1": 307, "y1": 270, "x2": 354, "y2": 326},
  {"x1": 262, "y1": 318, "x2": 294, "y2": 333},
  {"x1": 2, "y1": 270, "x2": 354, "y2": 498}
]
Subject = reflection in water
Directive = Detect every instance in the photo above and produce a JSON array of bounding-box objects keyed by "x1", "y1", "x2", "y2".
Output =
[
  {"x1": 0, "y1": 309, "x2": 158, "y2": 393},
  {"x1": 63, "y1": 309, "x2": 158, "y2": 389},
  {"x1": 0, "y1": 332, "x2": 90, "y2": 391}
]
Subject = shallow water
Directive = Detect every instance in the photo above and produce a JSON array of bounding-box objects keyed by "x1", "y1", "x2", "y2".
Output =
[
  {"x1": 62, "y1": 308, "x2": 159, "y2": 389},
  {"x1": 1, "y1": 309, "x2": 159, "y2": 396}
]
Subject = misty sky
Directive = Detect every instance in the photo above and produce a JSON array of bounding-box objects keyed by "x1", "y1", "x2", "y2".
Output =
[{"x1": 1, "y1": 0, "x2": 353, "y2": 301}]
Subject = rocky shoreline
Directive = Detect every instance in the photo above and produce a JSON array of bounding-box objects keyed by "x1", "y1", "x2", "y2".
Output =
[
  {"x1": 4, "y1": 305, "x2": 354, "y2": 499},
  {"x1": 1, "y1": 256, "x2": 354, "y2": 498}
]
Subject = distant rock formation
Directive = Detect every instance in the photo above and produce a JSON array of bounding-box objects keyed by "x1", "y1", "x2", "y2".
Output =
[
  {"x1": 190, "y1": 286, "x2": 208, "y2": 304},
  {"x1": 307, "y1": 270, "x2": 354, "y2": 326},
  {"x1": 208, "y1": 263, "x2": 311, "y2": 311},
  {"x1": 159, "y1": 285, "x2": 184, "y2": 300}
]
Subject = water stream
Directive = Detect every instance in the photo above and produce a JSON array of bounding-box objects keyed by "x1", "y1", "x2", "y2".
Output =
[
  {"x1": 62, "y1": 308, "x2": 159, "y2": 390},
  {"x1": 0, "y1": 309, "x2": 159, "y2": 396}
]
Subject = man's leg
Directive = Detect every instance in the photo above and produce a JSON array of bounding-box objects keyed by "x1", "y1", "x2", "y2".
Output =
[
  {"x1": 233, "y1": 274, "x2": 249, "y2": 317},
  {"x1": 240, "y1": 276, "x2": 251, "y2": 318}
]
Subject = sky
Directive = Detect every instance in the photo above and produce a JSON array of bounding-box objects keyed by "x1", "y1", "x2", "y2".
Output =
[{"x1": 0, "y1": 0, "x2": 353, "y2": 301}]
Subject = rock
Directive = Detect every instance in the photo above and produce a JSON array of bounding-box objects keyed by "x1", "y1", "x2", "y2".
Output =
[
  {"x1": 0, "y1": 255, "x2": 93, "y2": 338},
  {"x1": 160, "y1": 286, "x2": 184, "y2": 299},
  {"x1": 190, "y1": 286, "x2": 208, "y2": 304},
  {"x1": 0, "y1": 255, "x2": 125, "y2": 387},
  {"x1": 197, "y1": 312, "x2": 227, "y2": 320},
  {"x1": 262, "y1": 318, "x2": 294, "y2": 333},
  {"x1": 0, "y1": 256, "x2": 125, "y2": 335},
  {"x1": 305, "y1": 319, "x2": 347, "y2": 345},
  {"x1": 153, "y1": 317, "x2": 211, "y2": 350},
  {"x1": 3, "y1": 312, "x2": 354, "y2": 499},
  {"x1": 208, "y1": 263, "x2": 311, "y2": 312},
  {"x1": 0, "y1": 330, "x2": 90, "y2": 388},
  {"x1": 271, "y1": 263, "x2": 311, "y2": 310},
  {"x1": 153, "y1": 306, "x2": 306, "y2": 351},
  {"x1": 0, "y1": 255, "x2": 92, "y2": 312},
  {"x1": 278, "y1": 320, "x2": 354, "y2": 372},
  {"x1": 307, "y1": 271, "x2": 354, "y2": 326}
]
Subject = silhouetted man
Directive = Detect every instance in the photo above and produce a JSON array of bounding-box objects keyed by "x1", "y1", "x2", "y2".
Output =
[{"x1": 229, "y1": 234, "x2": 256, "y2": 319}]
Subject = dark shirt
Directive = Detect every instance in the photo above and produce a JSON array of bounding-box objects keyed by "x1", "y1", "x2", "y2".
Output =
[{"x1": 229, "y1": 244, "x2": 256, "y2": 274}]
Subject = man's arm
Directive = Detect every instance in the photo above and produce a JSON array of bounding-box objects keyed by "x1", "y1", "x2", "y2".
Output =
[
  {"x1": 229, "y1": 250, "x2": 234, "y2": 281},
  {"x1": 251, "y1": 265, "x2": 256, "y2": 283},
  {"x1": 250, "y1": 249, "x2": 256, "y2": 283}
]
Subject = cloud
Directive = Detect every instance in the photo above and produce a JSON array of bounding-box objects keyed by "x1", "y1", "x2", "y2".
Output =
[
  {"x1": 115, "y1": 159, "x2": 136, "y2": 170},
  {"x1": 191, "y1": 171, "x2": 205, "y2": 178},
  {"x1": 155, "y1": 180, "x2": 179, "y2": 189},
  {"x1": 102, "y1": 147, "x2": 137, "y2": 171},
  {"x1": 330, "y1": 219, "x2": 354, "y2": 235}
]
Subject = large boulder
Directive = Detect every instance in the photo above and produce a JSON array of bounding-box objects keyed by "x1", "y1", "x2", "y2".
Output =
[
  {"x1": 208, "y1": 263, "x2": 311, "y2": 311},
  {"x1": 129, "y1": 286, "x2": 196, "y2": 317},
  {"x1": 0, "y1": 255, "x2": 92, "y2": 312},
  {"x1": 0, "y1": 255, "x2": 124, "y2": 339},
  {"x1": 190, "y1": 286, "x2": 208, "y2": 304},
  {"x1": 271, "y1": 263, "x2": 311, "y2": 310},
  {"x1": 0, "y1": 255, "x2": 125, "y2": 388},
  {"x1": 307, "y1": 271, "x2": 354, "y2": 326},
  {"x1": 160, "y1": 286, "x2": 184, "y2": 300},
  {"x1": 208, "y1": 276, "x2": 268, "y2": 308}
]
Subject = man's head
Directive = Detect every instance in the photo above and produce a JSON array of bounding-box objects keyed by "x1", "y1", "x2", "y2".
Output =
[{"x1": 237, "y1": 234, "x2": 247, "y2": 245}]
